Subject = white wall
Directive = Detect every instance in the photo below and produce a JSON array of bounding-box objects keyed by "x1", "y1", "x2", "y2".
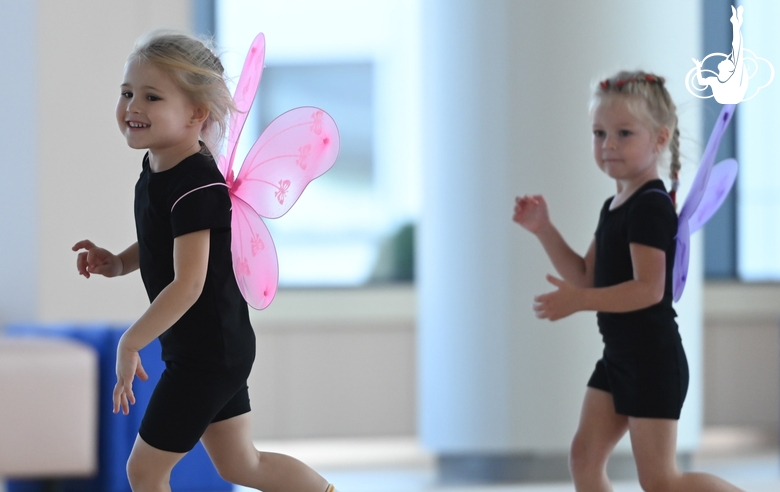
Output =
[
  {"x1": 32, "y1": 0, "x2": 192, "y2": 323},
  {"x1": 0, "y1": 1, "x2": 38, "y2": 326}
]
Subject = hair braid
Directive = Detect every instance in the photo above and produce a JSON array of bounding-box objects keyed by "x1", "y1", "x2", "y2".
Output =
[{"x1": 669, "y1": 123, "x2": 681, "y2": 207}]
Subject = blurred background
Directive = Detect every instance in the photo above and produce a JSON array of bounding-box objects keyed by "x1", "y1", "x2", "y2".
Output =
[{"x1": 1, "y1": 0, "x2": 778, "y2": 490}]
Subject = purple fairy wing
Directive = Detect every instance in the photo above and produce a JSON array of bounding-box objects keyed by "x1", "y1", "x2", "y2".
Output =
[
  {"x1": 687, "y1": 158, "x2": 738, "y2": 234},
  {"x1": 231, "y1": 194, "x2": 279, "y2": 310},
  {"x1": 678, "y1": 104, "x2": 736, "y2": 225},
  {"x1": 217, "y1": 33, "x2": 266, "y2": 179},
  {"x1": 673, "y1": 158, "x2": 737, "y2": 302},
  {"x1": 231, "y1": 107, "x2": 340, "y2": 219},
  {"x1": 673, "y1": 221, "x2": 691, "y2": 303},
  {"x1": 673, "y1": 104, "x2": 737, "y2": 301}
]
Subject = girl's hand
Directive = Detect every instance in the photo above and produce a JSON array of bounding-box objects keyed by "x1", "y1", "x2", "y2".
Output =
[
  {"x1": 113, "y1": 342, "x2": 149, "y2": 415},
  {"x1": 533, "y1": 274, "x2": 582, "y2": 321},
  {"x1": 513, "y1": 195, "x2": 550, "y2": 234},
  {"x1": 72, "y1": 240, "x2": 123, "y2": 278}
]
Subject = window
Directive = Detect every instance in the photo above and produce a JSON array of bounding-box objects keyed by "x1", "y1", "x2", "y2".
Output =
[
  {"x1": 211, "y1": 0, "x2": 422, "y2": 286},
  {"x1": 734, "y1": 0, "x2": 780, "y2": 280}
]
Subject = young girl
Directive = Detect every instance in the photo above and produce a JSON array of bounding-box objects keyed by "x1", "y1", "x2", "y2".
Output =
[
  {"x1": 513, "y1": 71, "x2": 743, "y2": 492},
  {"x1": 72, "y1": 31, "x2": 337, "y2": 492}
]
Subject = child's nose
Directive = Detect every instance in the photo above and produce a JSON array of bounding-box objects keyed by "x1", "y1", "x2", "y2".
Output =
[{"x1": 126, "y1": 98, "x2": 141, "y2": 113}]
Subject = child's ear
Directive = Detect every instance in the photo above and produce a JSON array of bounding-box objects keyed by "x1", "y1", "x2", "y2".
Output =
[
  {"x1": 190, "y1": 107, "x2": 210, "y2": 126},
  {"x1": 655, "y1": 126, "x2": 670, "y2": 152}
]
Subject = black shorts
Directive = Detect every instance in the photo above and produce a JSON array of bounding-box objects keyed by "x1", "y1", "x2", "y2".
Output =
[
  {"x1": 587, "y1": 337, "x2": 689, "y2": 419},
  {"x1": 139, "y1": 357, "x2": 253, "y2": 453}
]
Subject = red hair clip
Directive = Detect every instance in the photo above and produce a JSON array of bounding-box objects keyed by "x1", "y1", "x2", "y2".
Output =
[{"x1": 600, "y1": 79, "x2": 610, "y2": 90}]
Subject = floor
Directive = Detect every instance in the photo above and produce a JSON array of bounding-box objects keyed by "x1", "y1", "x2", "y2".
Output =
[
  {"x1": 2, "y1": 430, "x2": 772, "y2": 491},
  {"x1": 239, "y1": 427, "x2": 780, "y2": 492}
]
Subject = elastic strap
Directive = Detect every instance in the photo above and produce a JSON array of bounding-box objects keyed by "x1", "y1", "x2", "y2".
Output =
[{"x1": 170, "y1": 182, "x2": 229, "y2": 212}]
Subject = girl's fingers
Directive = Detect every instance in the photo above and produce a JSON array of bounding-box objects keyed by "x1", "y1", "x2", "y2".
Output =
[
  {"x1": 546, "y1": 274, "x2": 564, "y2": 287},
  {"x1": 136, "y1": 361, "x2": 149, "y2": 381},
  {"x1": 534, "y1": 292, "x2": 550, "y2": 302},
  {"x1": 112, "y1": 381, "x2": 122, "y2": 414},
  {"x1": 113, "y1": 379, "x2": 135, "y2": 415},
  {"x1": 76, "y1": 252, "x2": 90, "y2": 277},
  {"x1": 72, "y1": 239, "x2": 96, "y2": 252},
  {"x1": 88, "y1": 262, "x2": 110, "y2": 275},
  {"x1": 122, "y1": 393, "x2": 129, "y2": 415},
  {"x1": 534, "y1": 306, "x2": 547, "y2": 319},
  {"x1": 86, "y1": 249, "x2": 105, "y2": 267}
]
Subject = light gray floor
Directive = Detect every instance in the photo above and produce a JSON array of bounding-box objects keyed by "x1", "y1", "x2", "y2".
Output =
[
  {"x1": 238, "y1": 428, "x2": 780, "y2": 492},
  {"x1": 315, "y1": 454, "x2": 779, "y2": 492}
]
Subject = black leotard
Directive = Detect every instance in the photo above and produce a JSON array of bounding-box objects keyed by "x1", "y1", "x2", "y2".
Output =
[{"x1": 587, "y1": 179, "x2": 689, "y2": 419}]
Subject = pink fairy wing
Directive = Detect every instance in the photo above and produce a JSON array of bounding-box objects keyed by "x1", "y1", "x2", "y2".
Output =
[
  {"x1": 673, "y1": 104, "x2": 738, "y2": 301},
  {"x1": 230, "y1": 194, "x2": 279, "y2": 310},
  {"x1": 219, "y1": 34, "x2": 340, "y2": 310},
  {"x1": 687, "y1": 158, "x2": 738, "y2": 234},
  {"x1": 217, "y1": 33, "x2": 266, "y2": 179},
  {"x1": 231, "y1": 107, "x2": 340, "y2": 219}
]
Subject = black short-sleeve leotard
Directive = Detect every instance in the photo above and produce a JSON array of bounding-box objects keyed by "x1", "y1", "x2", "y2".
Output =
[
  {"x1": 587, "y1": 179, "x2": 689, "y2": 419},
  {"x1": 134, "y1": 150, "x2": 256, "y2": 452}
]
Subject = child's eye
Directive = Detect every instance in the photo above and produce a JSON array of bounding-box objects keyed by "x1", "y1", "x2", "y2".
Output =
[
  {"x1": 593, "y1": 130, "x2": 606, "y2": 138},
  {"x1": 147, "y1": 94, "x2": 161, "y2": 102},
  {"x1": 121, "y1": 91, "x2": 132, "y2": 99},
  {"x1": 619, "y1": 130, "x2": 632, "y2": 137}
]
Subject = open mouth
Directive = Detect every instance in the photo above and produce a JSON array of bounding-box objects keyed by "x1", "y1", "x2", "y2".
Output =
[{"x1": 127, "y1": 121, "x2": 150, "y2": 129}]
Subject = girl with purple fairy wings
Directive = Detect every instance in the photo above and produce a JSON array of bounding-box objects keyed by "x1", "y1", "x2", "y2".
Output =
[{"x1": 513, "y1": 71, "x2": 741, "y2": 491}]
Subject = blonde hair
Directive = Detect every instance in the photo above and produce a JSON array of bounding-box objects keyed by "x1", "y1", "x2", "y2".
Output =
[
  {"x1": 591, "y1": 70, "x2": 681, "y2": 201},
  {"x1": 129, "y1": 30, "x2": 236, "y2": 156}
]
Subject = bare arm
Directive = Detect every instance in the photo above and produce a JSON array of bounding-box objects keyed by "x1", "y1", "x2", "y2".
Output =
[
  {"x1": 119, "y1": 229, "x2": 209, "y2": 350},
  {"x1": 113, "y1": 229, "x2": 210, "y2": 414},
  {"x1": 513, "y1": 195, "x2": 595, "y2": 288},
  {"x1": 535, "y1": 225, "x2": 595, "y2": 288},
  {"x1": 534, "y1": 243, "x2": 666, "y2": 321},
  {"x1": 117, "y1": 243, "x2": 140, "y2": 275}
]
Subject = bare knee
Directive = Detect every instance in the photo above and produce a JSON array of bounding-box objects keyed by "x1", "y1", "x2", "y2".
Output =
[
  {"x1": 637, "y1": 469, "x2": 677, "y2": 492},
  {"x1": 569, "y1": 432, "x2": 607, "y2": 478},
  {"x1": 126, "y1": 454, "x2": 144, "y2": 489},
  {"x1": 214, "y1": 448, "x2": 261, "y2": 485},
  {"x1": 127, "y1": 455, "x2": 167, "y2": 491}
]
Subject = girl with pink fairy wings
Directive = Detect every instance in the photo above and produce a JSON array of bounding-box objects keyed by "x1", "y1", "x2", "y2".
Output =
[{"x1": 73, "y1": 31, "x2": 339, "y2": 492}]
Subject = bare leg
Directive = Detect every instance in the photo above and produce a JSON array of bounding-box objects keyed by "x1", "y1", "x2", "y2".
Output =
[
  {"x1": 125, "y1": 435, "x2": 186, "y2": 492},
  {"x1": 629, "y1": 417, "x2": 744, "y2": 492},
  {"x1": 200, "y1": 412, "x2": 330, "y2": 492},
  {"x1": 570, "y1": 388, "x2": 629, "y2": 492}
]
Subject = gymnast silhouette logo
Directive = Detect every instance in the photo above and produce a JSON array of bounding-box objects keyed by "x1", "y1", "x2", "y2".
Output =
[{"x1": 685, "y1": 5, "x2": 774, "y2": 104}]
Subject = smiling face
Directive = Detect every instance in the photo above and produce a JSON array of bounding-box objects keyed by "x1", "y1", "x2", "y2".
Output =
[
  {"x1": 115, "y1": 58, "x2": 202, "y2": 160},
  {"x1": 591, "y1": 96, "x2": 669, "y2": 186}
]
